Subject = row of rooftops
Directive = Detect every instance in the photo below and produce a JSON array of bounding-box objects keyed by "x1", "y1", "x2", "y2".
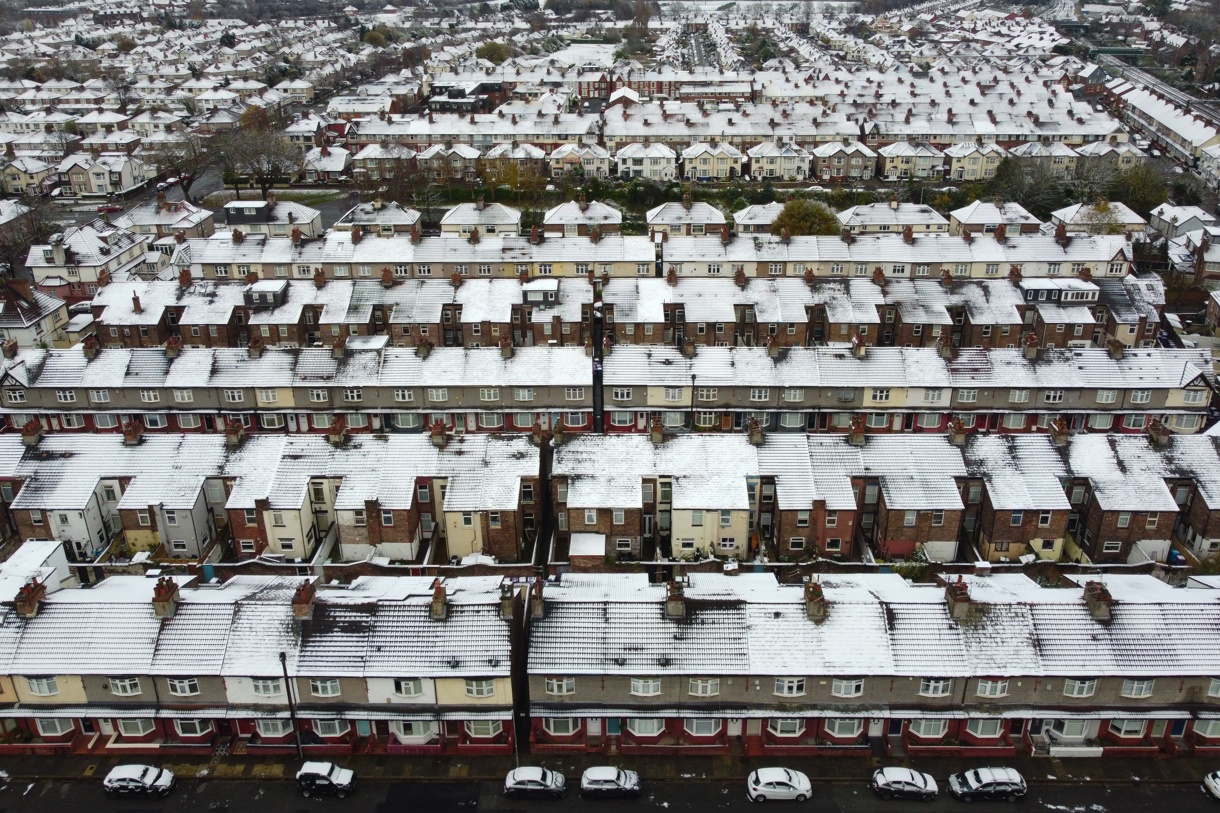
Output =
[
  {"x1": 528, "y1": 572, "x2": 1220, "y2": 679},
  {"x1": 0, "y1": 344, "x2": 1209, "y2": 394},
  {"x1": 160, "y1": 231, "x2": 1133, "y2": 270},
  {"x1": 2, "y1": 564, "x2": 1219, "y2": 681},
  {"x1": 550, "y1": 431, "x2": 1220, "y2": 515},
  {"x1": 0, "y1": 431, "x2": 538, "y2": 513},
  {"x1": 0, "y1": 571, "x2": 513, "y2": 680},
  {"x1": 84, "y1": 273, "x2": 1162, "y2": 331},
  {"x1": 0, "y1": 425, "x2": 1217, "y2": 518}
]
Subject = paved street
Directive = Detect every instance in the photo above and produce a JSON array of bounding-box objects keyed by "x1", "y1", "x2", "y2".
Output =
[{"x1": 3, "y1": 774, "x2": 1215, "y2": 813}]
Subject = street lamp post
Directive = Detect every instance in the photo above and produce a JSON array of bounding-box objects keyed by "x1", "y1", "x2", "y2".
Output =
[{"x1": 279, "y1": 650, "x2": 304, "y2": 760}]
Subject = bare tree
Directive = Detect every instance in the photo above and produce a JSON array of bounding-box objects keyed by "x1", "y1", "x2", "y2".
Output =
[
  {"x1": 0, "y1": 199, "x2": 59, "y2": 274},
  {"x1": 145, "y1": 134, "x2": 217, "y2": 203},
  {"x1": 239, "y1": 130, "x2": 302, "y2": 200},
  {"x1": 1071, "y1": 158, "x2": 1120, "y2": 203}
]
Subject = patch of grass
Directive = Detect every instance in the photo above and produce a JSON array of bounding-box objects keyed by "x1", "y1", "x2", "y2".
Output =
[{"x1": 202, "y1": 189, "x2": 346, "y2": 208}]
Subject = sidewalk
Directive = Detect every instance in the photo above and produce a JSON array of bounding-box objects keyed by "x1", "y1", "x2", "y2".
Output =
[{"x1": 0, "y1": 751, "x2": 1211, "y2": 786}]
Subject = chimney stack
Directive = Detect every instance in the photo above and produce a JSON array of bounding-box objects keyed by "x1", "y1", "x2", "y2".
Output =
[
  {"x1": 153, "y1": 576, "x2": 180, "y2": 619},
  {"x1": 0, "y1": 339, "x2": 16, "y2": 360},
  {"x1": 747, "y1": 417, "x2": 765, "y2": 446},
  {"x1": 224, "y1": 417, "x2": 246, "y2": 449},
  {"x1": 331, "y1": 334, "x2": 347, "y2": 359},
  {"x1": 530, "y1": 577, "x2": 545, "y2": 619},
  {"x1": 430, "y1": 578, "x2": 448, "y2": 620},
  {"x1": 122, "y1": 419, "x2": 144, "y2": 446},
  {"x1": 1106, "y1": 339, "x2": 1125, "y2": 360},
  {"x1": 429, "y1": 419, "x2": 448, "y2": 449},
  {"x1": 500, "y1": 336, "x2": 514, "y2": 359},
  {"x1": 945, "y1": 576, "x2": 971, "y2": 622},
  {"x1": 82, "y1": 334, "x2": 100, "y2": 360},
  {"x1": 247, "y1": 335, "x2": 264, "y2": 358},
  {"x1": 14, "y1": 579, "x2": 47, "y2": 619},
  {"x1": 165, "y1": 335, "x2": 182, "y2": 359},
  {"x1": 1083, "y1": 580, "x2": 1113, "y2": 622},
  {"x1": 292, "y1": 580, "x2": 317, "y2": 622},
  {"x1": 499, "y1": 581, "x2": 516, "y2": 620},
  {"x1": 804, "y1": 579, "x2": 827, "y2": 622},
  {"x1": 20, "y1": 418, "x2": 42, "y2": 447},
  {"x1": 1022, "y1": 332, "x2": 1039, "y2": 361},
  {"x1": 665, "y1": 579, "x2": 686, "y2": 619},
  {"x1": 848, "y1": 413, "x2": 866, "y2": 446}
]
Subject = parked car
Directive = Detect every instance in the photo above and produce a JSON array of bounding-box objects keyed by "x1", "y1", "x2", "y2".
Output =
[
  {"x1": 580, "y1": 766, "x2": 641, "y2": 798},
  {"x1": 1203, "y1": 770, "x2": 1220, "y2": 800},
  {"x1": 102, "y1": 764, "x2": 175, "y2": 797},
  {"x1": 504, "y1": 767, "x2": 567, "y2": 799},
  {"x1": 871, "y1": 767, "x2": 938, "y2": 801},
  {"x1": 97, "y1": 203, "x2": 123, "y2": 214},
  {"x1": 296, "y1": 761, "x2": 355, "y2": 798},
  {"x1": 747, "y1": 767, "x2": 812, "y2": 802},
  {"x1": 947, "y1": 767, "x2": 1027, "y2": 802}
]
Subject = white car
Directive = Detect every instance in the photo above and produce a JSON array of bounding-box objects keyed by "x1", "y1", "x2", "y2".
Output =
[
  {"x1": 102, "y1": 764, "x2": 175, "y2": 797},
  {"x1": 504, "y1": 767, "x2": 567, "y2": 799},
  {"x1": 1203, "y1": 770, "x2": 1220, "y2": 799},
  {"x1": 748, "y1": 767, "x2": 812, "y2": 802}
]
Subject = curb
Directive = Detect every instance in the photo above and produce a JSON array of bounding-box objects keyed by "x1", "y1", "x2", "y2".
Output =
[{"x1": 0, "y1": 774, "x2": 1205, "y2": 787}]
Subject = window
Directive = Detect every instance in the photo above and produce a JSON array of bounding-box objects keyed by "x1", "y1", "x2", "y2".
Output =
[
  {"x1": 966, "y1": 718, "x2": 1003, "y2": 738},
  {"x1": 825, "y1": 718, "x2": 863, "y2": 738},
  {"x1": 109, "y1": 677, "x2": 141, "y2": 696},
  {"x1": 55, "y1": 390, "x2": 76, "y2": 403},
  {"x1": 174, "y1": 719, "x2": 212, "y2": 737},
  {"x1": 904, "y1": 510, "x2": 917, "y2": 528},
  {"x1": 4, "y1": 389, "x2": 24, "y2": 403},
  {"x1": 1009, "y1": 389, "x2": 1028, "y2": 404},
  {"x1": 783, "y1": 388, "x2": 804, "y2": 402},
  {"x1": 908, "y1": 718, "x2": 948, "y2": 738},
  {"x1": 26, "y1": 677, "x2": 58, "y2": 696},
  {"x1": 223, "y1": 389, "x2": 244, "y2": 403},
  {"x1": 35, "y1": 718, "x2": 73, "y2": 737},
  {"x1": 750, "y1": 388, "x2": 770, "y2": 402},
  {"x1": 1010, "y1": 511, "x2": 1024, "y2": 527},
  {"x1": 252, "y1": 678, "x2": 283, "y2": 696},
  {"x1": 919, "y1": 678, "x2": 952, "y2": 697},
  {"x1": 1063, "y1": 678, "x2": 1096, "y2": 698},
  {"x1": 957, "y1": 389, "x2": 978, "y2": 403},
  {"x1": 1210, "y1": 679, "x2": 1220, "y2": 698},
  {"x1": 394, "y1": 678, "x2": 424, "y2": 697},
  {"x1": 313, "y1": 719, "x2": 348, "y2": 738},
  {"x1": 683, "y1": 717, "x2": 717, "y2": 732},
  {"x1": 1184, "y1": 389, "x2": 1207, "y2": 404},
  {"x1": 343, "y1": 388, "x2": 363, "y2": 402},
  {"x1": 1121, "y1": 678, "x2": 1154, "y2": 698},
  {"x1": 479, "y1": 387, "x2": 500, "y2": 402},
  {"x1": 697, "y1": 388, "x2": 717, "y2": 402},
  {"x1": 688, "y1": 678, "x2": 719, "y2": 696},
  {"x1": 626, "y1": 718, "x2": 664, "y2": 736},
  {"x1": 89, "y1": 389, "x2": 109, "y2": 403},
  {"x1": 664, "y1": 388, "x2": 683, "y2": 402},
  {"x1": 543, "y1": 717, "x2": 578, "y2": 736},
  {"x1": 565, "y1": 387, "x2": 585, "y2": 401},
  {"x1": 117, "y1": 718, "x2": 155, "y2": 737},
  {"x1": 464, "y1": 720, "x2": 503, "y2": 738},
  {"x1": 871, "y1": 388, "x2": 890, "y2": 403},
  {"x1": 514, "y1": 388, "x2": 534, "y2": 402},
  {"x1": 545, "y1": 677, "x2": 575, "y2": 695},
  {"x1": 768, "y1": 719, "x2": 804, "y2": 736},
  {"x1": 167, "y1": 677, "x2": 200, "y2": 696},
  {"x1": 256, "y1": 719, "x2": 292, "y2": 738},
  {"x1": 634, "y1": 673, "x2": 663, "y2": 693},
  {"x1": 427, "y1": 388, "x2": 447, "y2": 402},
  {"x1": 1108, "y1": 719, "x2": 1146, "y2": 739},
  {"x1": 310, "y1": 678, "x2": 341, "y2": 697},
  {"x1": 774, "y1": 677, "x2": 805, "y2": 696},
  {"x1": 465, "y1": 679, "x2": 495, "y2": 698},
  {"x1": 977, "y1": 679, "x2": 1008, "y2": 697},
  {"x1": 257, "y1": 388, "x2": 278, "y2": 403},
  {"x1": 1131, "y1": 389, "x2": 1151, "y2": 404},
  {"x1": 832, "y1": 678, "x2": 863, "y2": 698},
  {"x1": 1117, "y1": 511, "x2": 1131, "y2": 528}
]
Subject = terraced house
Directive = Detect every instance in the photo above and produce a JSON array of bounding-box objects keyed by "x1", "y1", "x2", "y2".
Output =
[
  {"x1": 0, "y1": 571, "x2": 517, "y2": 756},
  {"x1": 527, "y1": 572, "x2": 1220, "y2": 758}
]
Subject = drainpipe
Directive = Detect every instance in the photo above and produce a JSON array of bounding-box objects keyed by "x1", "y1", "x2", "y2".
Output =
[{"x1": 279, "y1": 651, "x2": 304, "y2": 760}]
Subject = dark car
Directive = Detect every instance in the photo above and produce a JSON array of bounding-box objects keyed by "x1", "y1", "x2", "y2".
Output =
[
  {"x1": 102, "y1": 765, "x2": 174, "y2": 797},
  {"x1": 947, "y1": 767, "x2": 1027, "y2": 802},
  {"x1": 871, "y1": 767, "x2": 938, "y2": 801},
  {"x1": 97, "y1": 203, "x2": 123, "y2": 214},
  {"x1": 296, "y1": 761, "x2": 356, "y2": 798},
  {"x1": 504, "y1": 767, "x2": 567, "y2": 799},
  {"x1": 580, "y1": 766, "x2": 641, "y2": 798}
]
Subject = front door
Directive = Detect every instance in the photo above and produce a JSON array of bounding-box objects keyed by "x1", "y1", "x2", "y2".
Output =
[
  {"x1": 727, "y1": 718, "x2": 742, "y2": 737},
  {"x1": 98, "y1": 719, "x2": 114, "y2": 735}
]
